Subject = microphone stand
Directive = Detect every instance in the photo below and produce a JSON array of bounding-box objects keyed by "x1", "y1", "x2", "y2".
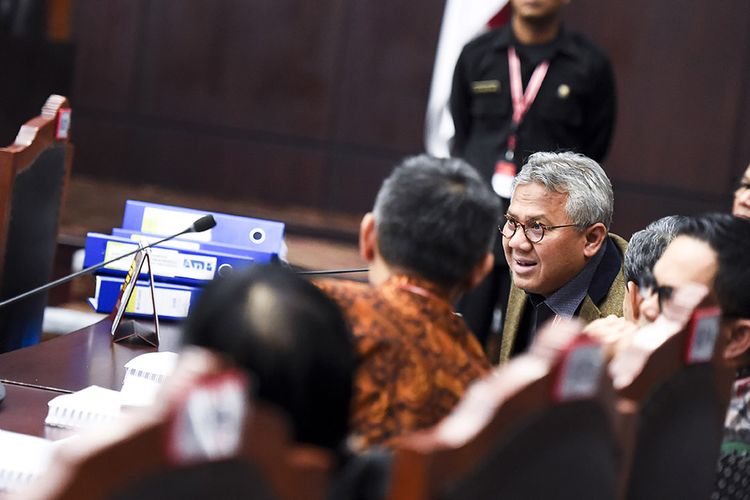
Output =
[
  {"x1": 0, "y1": 214, "x2": 370, "y2": 406},
  {"x1": 0, "y1": 215, "x2": 217, "y2": 310},
  {"x1": 0, "y1": 216, "x2": 213, "y2": 405}
]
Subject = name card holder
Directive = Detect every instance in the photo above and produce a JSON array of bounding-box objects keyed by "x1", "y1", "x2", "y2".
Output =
[
  {"x1": 684, "y1": 306, "x2": 721, "y2": 364},
  {"x1": 552, "y1": 335, "x2": 604, "y2": 403},
  {"x1": 109, "y1": 245, "x2": 160, "y2": 347}
]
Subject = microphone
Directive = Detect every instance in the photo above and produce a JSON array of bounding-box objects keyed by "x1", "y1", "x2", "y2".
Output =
[
  {"x1": 191, "y1": 215, "x2": 217, "y2": 233},
  {"x1": 0, "y1": 215, "x2": 217, "y2": 310}
]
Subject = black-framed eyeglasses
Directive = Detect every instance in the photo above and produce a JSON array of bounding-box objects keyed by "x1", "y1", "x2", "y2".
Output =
[
  {"x1": 638, "y1": 273, "x2": 674, "y2": 311},
  {"x1": 499, "y1": 214, "x2": 580, "y2": 243}
]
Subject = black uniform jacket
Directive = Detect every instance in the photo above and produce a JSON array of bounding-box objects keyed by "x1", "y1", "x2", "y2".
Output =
[{"x1": 450, "y1": 24, "x2": 616, "y2": 181}]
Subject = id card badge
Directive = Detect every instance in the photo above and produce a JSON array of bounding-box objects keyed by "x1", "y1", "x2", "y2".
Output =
[{"x1": 492, "y1": 160, "x2": 516, "y2": 198}]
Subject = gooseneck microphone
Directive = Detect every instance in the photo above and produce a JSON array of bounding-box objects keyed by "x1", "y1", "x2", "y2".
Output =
[
  {"x1": 0, "y1": 212, "x2": 368, "y2": 313},
  {"x1": 0, "y1": 215, "x2": 217, "y2": 310},
  {"x1": 189, "y1": 215, "x2": 218, "y2": 233}
]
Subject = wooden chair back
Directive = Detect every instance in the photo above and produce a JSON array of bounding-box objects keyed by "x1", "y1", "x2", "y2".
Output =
[
  {"x1": 0, "y1": 94, "x2": 72, "y2": 351},
  {"x1": 388, "y1": 319, "x2": 620, "y2": 500},
  {"x1": 610, "y1": 284, "x2": 734, "y2": 500},
  {"x1": 17, "y1": 381, "x2": 334, "y2": 500}
]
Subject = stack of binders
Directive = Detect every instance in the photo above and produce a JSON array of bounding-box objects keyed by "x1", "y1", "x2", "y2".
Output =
[{"x1": 85, "y1": 200, "x2": 285, "y2": 320}]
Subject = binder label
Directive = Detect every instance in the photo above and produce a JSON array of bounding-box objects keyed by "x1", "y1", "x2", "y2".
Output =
[
  {"x1": 125, "y1": 285, "x2": 192, "y2": 317},
  {"x1": 141, "y1": 207, "x2": 213, "y2": 242},
  {"x1": 104, "y1": 241, "x2": 218, "y2": 280}
]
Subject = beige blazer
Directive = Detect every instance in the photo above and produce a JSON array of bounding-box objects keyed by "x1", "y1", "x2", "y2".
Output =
[{"x1": 498, "y1": 233, "x2": 628, "y2": 364}]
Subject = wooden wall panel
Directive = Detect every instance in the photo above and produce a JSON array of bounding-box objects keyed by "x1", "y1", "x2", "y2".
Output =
[
  {"x1": 732, "y1": 28, "x2": 750, "y2": 181},
  {"x1": 611, "y1": 185, "x2": 727, "y2": 238},
  {"x1": 324, "y1": 154, "x2": 394, "y2": 213},
  {"x1": 69, "y1": 0, "x2": 750, "y2": 229},
  {"x1": 74, "y1": 116, "x2": 327, "y2": 207},
  {"x1": 565, "y1": 0, "x2": 750, "y2": 235},
  {"x1": 136, "y1": 0, "x2": 345, "y2": 138},
  {"x1": 71, "y1": 118, "x2": 136, "y2": 179},
  {"x1": 332, "y1": 0, "x2": 443, "y2": 151},
  {"x1": 0, "y1": 38, "x2": 74, "y2": 142},
  {"x1": 71, "y1": 0, "x2": 145, "y2": 112}
]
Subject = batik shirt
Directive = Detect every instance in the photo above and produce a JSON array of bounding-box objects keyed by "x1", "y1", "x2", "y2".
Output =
[
  {"x1": 712, "y1": 370, "x2": 750, "y2": 499},
  {"x1": 318, "y1": 275, "x2": 490, "y2": 449}
]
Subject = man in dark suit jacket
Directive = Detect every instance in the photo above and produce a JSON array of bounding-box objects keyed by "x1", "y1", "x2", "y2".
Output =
[{"x1": 498, "y1": 151, "x2": 626, "y2": 363}]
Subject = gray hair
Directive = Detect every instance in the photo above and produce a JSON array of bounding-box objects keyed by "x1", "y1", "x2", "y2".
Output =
[
  {"x1": 623, "y1": 215, "x2": 687, "y2": 284},
  {"x1": 373, "y1": 155, "x2": 502, "y2": 288},
  {"x1": 512, "y1": 152, "x2": 614, "y2": 228}
]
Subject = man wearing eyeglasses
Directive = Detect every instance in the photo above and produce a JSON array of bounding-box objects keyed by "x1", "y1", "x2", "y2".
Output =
[
  {"x1": 636, "y1": 213, "x2": 750, "y2": 498},
  {"x1": 622, "y1": 215, "x2": 686, "y2": 325},
  {"x1": 498, "y1": 151, "x2": 627, "y2": 363}
]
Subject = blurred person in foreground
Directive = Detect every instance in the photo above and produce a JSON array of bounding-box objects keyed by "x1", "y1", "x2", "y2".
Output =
[
  {"x1": 179, "y1": 264, "x2": 356, "y2": 452},
  {"x1": 180, "y1": 264, "x2": 393, "y2": 500},
  {"x1": 588, "y1": 213, "x2": 750, "y2": 497},
  {"x1": 583, "y1": 215, "x2": 685, "y2": 354},
  {"x1": 318, "y1": 154, "x2": 502, "y2": 449},
  {"x1": 621, "y1": 215, "x2": 686, "y2": 325},
  {"x1": 642, "y1": 214, "x2": 750, "y2": 499}
]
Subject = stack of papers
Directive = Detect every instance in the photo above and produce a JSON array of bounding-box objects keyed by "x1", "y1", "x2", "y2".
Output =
[
  {"x1": 0, "y1": 430, "x2": 58, "y2": 492},
  {"x1": 121, "y1": 351, "x2": 179, "y2": 407},
  {"x1": 44, "y1": 352, "x2": 179, "y2": 429},
  {"x1": 45, "y1": 386, "x2": 122, "y2": 430}
]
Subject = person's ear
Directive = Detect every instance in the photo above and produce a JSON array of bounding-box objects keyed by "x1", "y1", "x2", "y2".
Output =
[
  {"x1": 723, "y1": 319, "x2": 750, "y2": 361},
  {"x1": 466, "y1": 252, "x2": 495, "y2": 291},
  {"x1": 626, "y1": 281, "x2": 642, "y2": 323},
  {"x1": 359, "y1": 213, "x2": 377, "y2": 262},
  {"x1": 582, "y1": 222, "x2": 607, "y2": 258}
]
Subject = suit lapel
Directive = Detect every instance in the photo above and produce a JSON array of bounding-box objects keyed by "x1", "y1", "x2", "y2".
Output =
[
  {"x1": 500, "y1": 283, "x2": 527, "y2": 363},
  {"x1": 499, "y1": 234, "x2": 628, "y2": 363}
]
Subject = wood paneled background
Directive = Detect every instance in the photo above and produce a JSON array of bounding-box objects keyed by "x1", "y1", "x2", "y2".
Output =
[
  {"x1": 7, "y1": 0, "x2": 750, "y2": 237},
  {"x1": 69, "y1": 0, "x2": 442, "y2": 216},
  {"x1": 565, "y1": 0, "x2": 750, "y2": 235}
]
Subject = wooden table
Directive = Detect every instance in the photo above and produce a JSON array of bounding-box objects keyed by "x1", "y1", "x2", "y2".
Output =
[
  {"x1": 0, "y1": 317, "x2": 183, "y2": 439},
  {"x1": 0, "y1": 318, "x2": 183, "y2": 393},
  {"x1": 0, "y1": 385, "x2": 61, "y2": 438}
]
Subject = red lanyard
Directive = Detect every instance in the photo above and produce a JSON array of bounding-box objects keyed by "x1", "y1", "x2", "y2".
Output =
[
  {"x1": 395, "y1": 282, "x2": 441, "y2": 301},
  {"x1": 505, "y1": 46, "x2": 550, "y2": 152},
  {"x1": 394, "y1": 282, "x2": 456, "y2": 312}
]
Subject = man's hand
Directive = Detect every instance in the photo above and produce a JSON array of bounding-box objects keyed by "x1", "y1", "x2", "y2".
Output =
[{"x1": 584, "y1": 315, "x2": 638, "y2": 361}]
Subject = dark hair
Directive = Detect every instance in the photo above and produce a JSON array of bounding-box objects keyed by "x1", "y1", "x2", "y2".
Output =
[
  {"x1": 677, "y1": 213, "x2": 750, "y2": 319},
  {"x1": 624, "y1": 215, "x2": 686, "y2": 283},
  {"x1": 181, "y1": 264, "x2": 355, "y2": 450},
  {"x1": 373, "y1": 155, "x2": 502, "y2": 288}
]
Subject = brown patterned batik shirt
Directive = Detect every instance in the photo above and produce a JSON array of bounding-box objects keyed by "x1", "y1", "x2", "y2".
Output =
[{"x1": 317, "y1": 275, "x2": 490, "y2": 448}]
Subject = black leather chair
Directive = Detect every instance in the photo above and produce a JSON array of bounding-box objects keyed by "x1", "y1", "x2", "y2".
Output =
[{"x1": 0, "y1": 94, "x2": 72, "y2": 352}]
